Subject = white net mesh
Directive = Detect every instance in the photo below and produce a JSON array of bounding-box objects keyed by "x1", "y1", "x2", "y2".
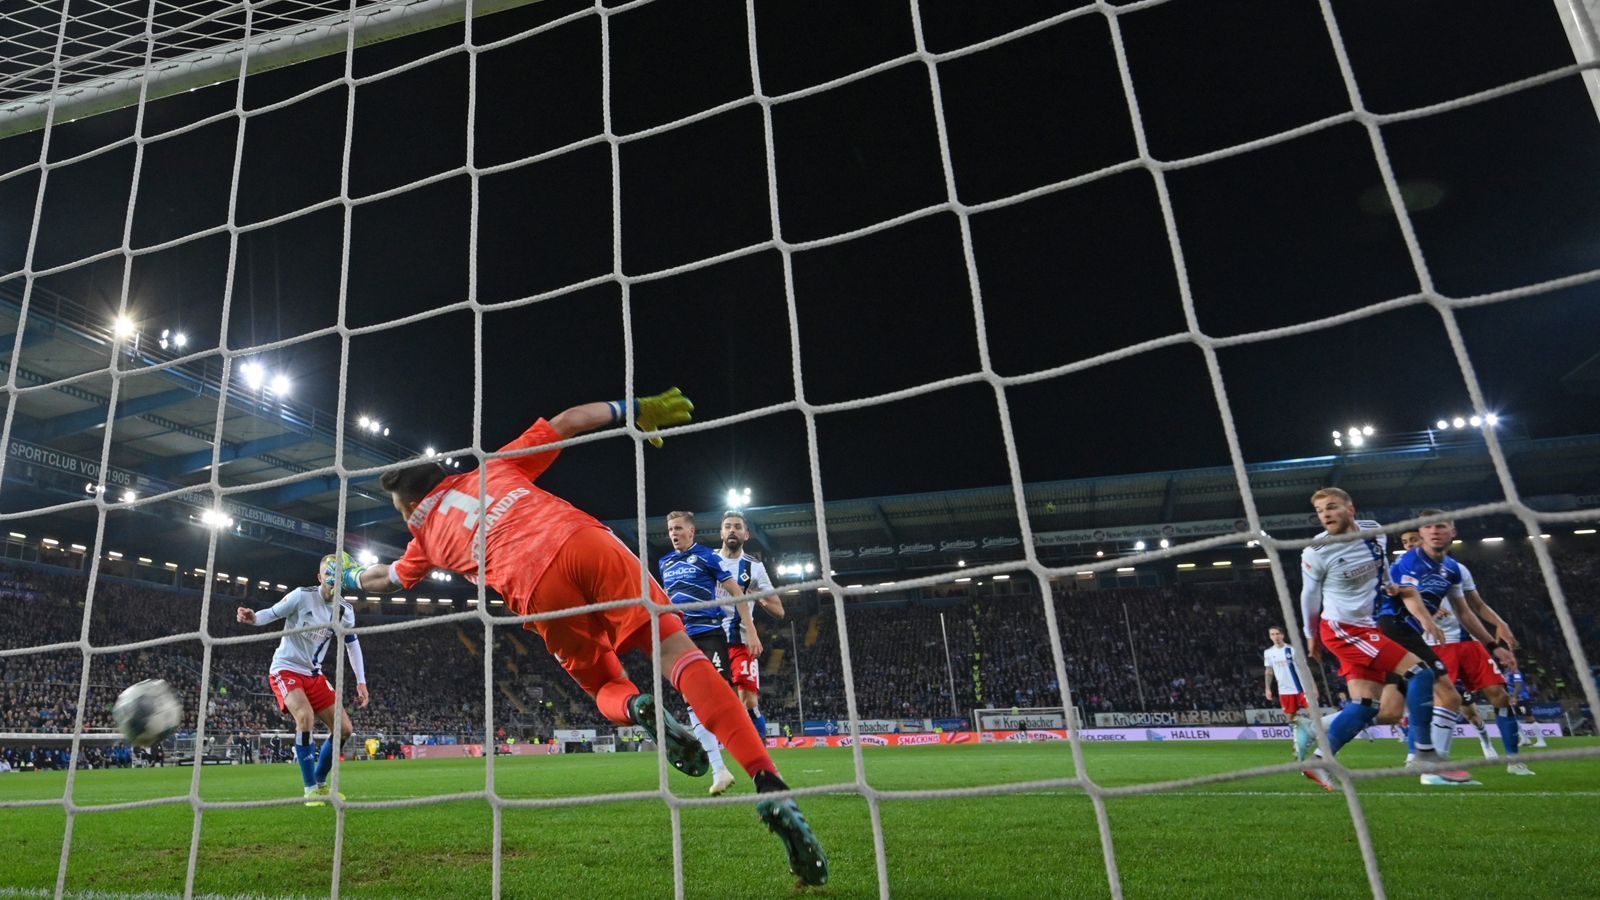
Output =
[{"x1": 2, "y1": 1, "x2": 1599, "y2": 897}]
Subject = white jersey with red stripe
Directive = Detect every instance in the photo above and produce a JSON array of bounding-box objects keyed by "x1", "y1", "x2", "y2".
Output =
[
  {"x1": 1300, "y1": 519, "x2": 1387, "y2": 631},
  {"x1": 715, "y1": 553, "x2": 773, "y2": 645},
  {"x1": 1263, "y1": 644, "x2": 1306, "y2": 695}
]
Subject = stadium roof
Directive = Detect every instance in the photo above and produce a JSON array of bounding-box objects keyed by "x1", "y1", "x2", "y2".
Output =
[{"x1": 3, "y1": 282, "x2": 1597, "y2": 581}]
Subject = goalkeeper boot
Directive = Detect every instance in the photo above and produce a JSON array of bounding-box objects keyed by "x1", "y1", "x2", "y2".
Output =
[
  {"x1": 628, "y1": 693, "x2": 708, "y2": 777},
  {"x1": 303, "y1": 786, "x2": 325, "y2": 808},
  {"x1": 313, "y1": 784, "x2": 346, "y2": 802},
  {"x1": 754, "y1": 772, "x2": 828, "y2": 887}
]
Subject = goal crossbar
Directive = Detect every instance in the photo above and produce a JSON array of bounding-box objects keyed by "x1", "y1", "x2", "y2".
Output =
[{"x1": 0, "y1": 0, "x2": 547, "y2": 140}]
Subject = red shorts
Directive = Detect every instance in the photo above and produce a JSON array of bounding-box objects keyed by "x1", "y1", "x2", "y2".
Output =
[
  {"x1": 270, "y1": 670, "x2": 336, "y2": 713},
  {"x1": 1319, "y1": 619, "x2": 1410, "y2": 684},
  {"x1": 1278, "y1": 692, "x2": 1308, "y2": 716},
  {"x1": 729, "y1": 644, "x2": 760, "y2": 692},
  {"x1": 516, "y1": 527, "x2": 685, "y2": 692},
  {"x1": 1437, "y1": 642, "x2": 1505, "y2": 692}
]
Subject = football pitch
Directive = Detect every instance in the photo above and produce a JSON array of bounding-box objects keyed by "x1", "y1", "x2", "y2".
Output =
[{"x1": 1, "y1": 740, "x2": 1596, "y2": 898}]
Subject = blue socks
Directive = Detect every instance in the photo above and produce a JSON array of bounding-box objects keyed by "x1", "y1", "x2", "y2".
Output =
[
  {"x1": 1327, "y1": 702, "x2": 1378, "y2": 754},
  {"x1": 750, "y1": 708, "x2": 767, "y2": 741},
  {"x1": 294, "y1": 732, "x2": 316, "y2": 788},
  {"x1": 1496, "y1": 711, "x2": 1520, "y2": 756},
  {"x1": 1405, "y1": 667, "x2": 1436, "y2": 752},
  {"x1": 316, "y1": 738, "x2": 336, "y2": 784}
]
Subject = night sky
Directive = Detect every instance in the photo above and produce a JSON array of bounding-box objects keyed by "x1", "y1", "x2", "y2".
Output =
[{"x1": 2, "y1": 0, "x2": 1598, "y2": 524}]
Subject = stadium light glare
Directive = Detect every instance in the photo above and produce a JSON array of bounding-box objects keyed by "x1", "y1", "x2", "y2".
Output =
[
  {"x1": 1331, "y1": 430, "x2": 1341, "y2": 439},
  {"x1": 1133, "y1": 541, "x2": 1146, "y2": 551},
  {"x1": 108, "y1": 551, "x2": 123, "y2": 558},
  {"x1": 1481, "y1": 537, "x2": 1504, "y2": 543},
  {"x1": 357, "y1": 550, "x2": 378, "y2": 565},
  {"x1": 1575, "y1": 529, "x2": 1596, "y2": 535},
  {"x1": 1362, "y1": 425, "x2": 1374, "y2": 436},
  {"x1": 121, "y1": 490, "x2": 136, "y2": 502},
  {"x1": 424, "y1": 447, "x2": 435, "y2": 457},
  {"x1": 358, "y1": 416, "x2": 371, "y2": 429},
  {"x1": 957, "y1": 559, "x2": 966, "y2": 567},
  {"x1": 804, "y1": 563, "x2": 814, "y2": 574},
  {"x1": 1115, "y1": 567, "x2": 1135, "y2": 573},
  {"x1": 1176, "y1": 563, "x2": 1196, "y2": 569},
  {"x1": 391, "y1": 597, "x2": 406, "y2": 603},
  {"x1": 8, "y1": 532, "x2": 24, "y2": 539},
  {"x1": 165, "y1": 562, "x2": 178, "y2": 570},
  {"x1": 270, "y1": 373, "x2": 291, "y2": 396},
  {"x1": 1348, "y1": 433, "x2": 1364, "y2": 448},
  {"x1": 173, "y1": 331, "x2": 188, "y2": 348},
  {"x1": 1469, "y1": 415, "x2": 1483, "y2": 427},
  {"x1": 1485, "y1": 413, "x2": 1499, "y2": 426},
  {"x1": 238, "y1": 360, "x2": 265, "y2": 390},
  {"x1": 1212, "y1": 560, "x2": 1232, "y2": 567},
  {"x1": 1452, "y1": 417, "x2": 1466, "y2": 428},
  {"x1": 235, "y1": 575, "x2": 248, "y2": 583},
  {"x1": 1095, "y1": 550, "x2": 1104, "y2": 558},
  {"x1": 112, "y1": 315, "x2": 136, "y2": 339},
  {"x1": 1076, "y1": 571, "x2": 1094, "y2": 577},
  {"x1": 383, "y1": 427, "x2": 389, "y2": 436},
  {"x1": 490, "y1": 599, "x2": 504, "y2": 605},
  {"x1": 1333, "y1": 438, "x2": 1342, "y2": 447},
  {"x1": 993, "y1": 574, "x2": 1010, "y2": 581},
  {"x1": 1252, "y1": 558, "x2": 1270, "y2": 565},
  {"x1": 41, "y1": 538, "x2": 58, "y2": 546},
  {"x1": 70, "y1": 543, "x2": 86, "y2": 551},
  {"x1": 138, "y1": 557, "x2": 152, "y2": 565},
  {"x1": 955, "y1": 577, "x2": 972, "y2": 583},
  {"x1": 1435, "y1": 419, "x2": 1449, "y2": 430},
  {"x1": 1159, "y1": 538, "x2": 1170, "y2": 549}
]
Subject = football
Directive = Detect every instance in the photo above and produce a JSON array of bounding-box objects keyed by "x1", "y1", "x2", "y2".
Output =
[{"x1": 112, "y1": 679, "x2": 182, "y2": 748}]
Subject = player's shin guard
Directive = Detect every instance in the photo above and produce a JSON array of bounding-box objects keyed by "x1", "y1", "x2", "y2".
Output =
[
  {"x1": 1496, "y1": 711, "x2": 1521, "y2": 756},
  {"x1": 294, "y1": 731, "x2": 317, "y2": 789},
  {"x1": 315, "y1": 737, "x2": 335, "y2": 784},
  {"x1": 673, "y1": 655, "x2": 776, "y2": 779},
  {"x1": 1327, "y1": 700, "x2": 1377, "y2": 754},
  {"x1": 1404, "y1": 665, "x2": 1436, "y2": 752}
]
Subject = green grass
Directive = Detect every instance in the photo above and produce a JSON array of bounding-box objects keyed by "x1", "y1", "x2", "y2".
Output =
[{"x1": 0, "y1": 739, "x2": 1596, "y2": 898}]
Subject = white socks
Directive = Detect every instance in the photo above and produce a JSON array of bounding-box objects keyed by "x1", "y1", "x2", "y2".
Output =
[
  {"x1": 1431, "y1": 709, "x2": 1461, "y2": 759},
  {"x1": 688, "y1": 708, "x2": 729, "y2": 777}
]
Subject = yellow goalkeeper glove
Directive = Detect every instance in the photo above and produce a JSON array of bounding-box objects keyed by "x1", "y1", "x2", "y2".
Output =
[{"x1": 634, "y1": 387, "x2": 694, "y2": 448}]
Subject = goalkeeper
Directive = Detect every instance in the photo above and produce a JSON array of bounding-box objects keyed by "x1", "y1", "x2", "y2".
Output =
[{"x1": 328, "y1": 389, "x2": 827, "y2": 887}]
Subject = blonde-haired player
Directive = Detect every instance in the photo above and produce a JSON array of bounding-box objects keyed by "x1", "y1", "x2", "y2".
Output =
[{"x1": 237, "y1": 552, "x2": 370, "y2": 805}]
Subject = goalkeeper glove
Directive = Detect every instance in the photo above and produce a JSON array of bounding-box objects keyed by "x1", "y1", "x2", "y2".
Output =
[
  {"x1": 610, "y1": 387, "x2": 694, "y2": 448},
  {"x1": 321, "y1": 552, "x2": 368, "y2": 592}
]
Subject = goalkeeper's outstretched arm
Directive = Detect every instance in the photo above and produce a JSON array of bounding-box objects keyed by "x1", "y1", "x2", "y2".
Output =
[{"x1": 549, "y1": 387, "x2": 693, "y2": 447}]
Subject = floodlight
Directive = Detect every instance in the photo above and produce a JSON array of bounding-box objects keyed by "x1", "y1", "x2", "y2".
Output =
[
  {"x1": 239, "y1": 361, "x2": 264, "y2": 390},
  {"x1": 1436, "y1": 419, "x2": 1449, "y2": 430},
  {"x1": 1133, "y1": 540, "x2": 1146, "y2": 551},
  {"x1": 270, "y1": 373, "x2": 290, "y2": 396},
  {"x1": 1469, "y1": 415, "x2": 1482, "y2": 427},
  {"x1": 112, "y1": 315, "x2": 136, "y2": 338},
  {"x1": 1361, "y1": 425, "x2": 1374, "y2": 436},
  {"x1": 1452, "y1": 417, "x2": 1465, "y2": 428},
  {"x1": 1485, "y1": 413, "x2": 1499, "y2": 426},
  {"x1": 357, "y1": 550, "x2": 378, "y2": 565}
]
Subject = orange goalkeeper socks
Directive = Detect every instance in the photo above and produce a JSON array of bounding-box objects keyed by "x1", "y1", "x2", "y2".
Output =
[
  {"x1": 673, "y1": 655, "x2": 777, "y2": 779},
  {"x1": 596, "y1": 679, "x2": 640, "y2": 726}
]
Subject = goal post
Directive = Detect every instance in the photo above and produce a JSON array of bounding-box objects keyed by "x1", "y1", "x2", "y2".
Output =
[{"x1": 0, "y1": 0, "x2": 550, "y2": 141}]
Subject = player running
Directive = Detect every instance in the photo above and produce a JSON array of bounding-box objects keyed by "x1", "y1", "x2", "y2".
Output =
[
  {"x1": 1388, "y1": 510, "x2": 1532, "y2": 779},
  {"x1": 1295, "y1": 488, "x2": 1466, "y2": 789},
  {"x1": 718, "y1": 512, "x2": 784, "y2": 762},
  {"x1": 333, "y1": 390, "x2": 827, "y2": 885},
  {"x1": 1262, "y1": 626, "x2": 1310, "y2": 752},
  {"x1": 659, "y1": 510, "x2": 747, "y2": 796},
  {"x1": 237, "y1": 553, "x2": 370, "y2": 806}
]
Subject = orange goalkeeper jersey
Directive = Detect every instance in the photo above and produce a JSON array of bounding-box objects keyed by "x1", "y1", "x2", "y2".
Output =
[{"x1": 389, "y1": 418, "x2": 607, "y2": 601}]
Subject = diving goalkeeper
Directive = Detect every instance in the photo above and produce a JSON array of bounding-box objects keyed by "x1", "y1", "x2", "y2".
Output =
[{"x1": 327, "y1": 389, "x2": 826, "y2": 886}]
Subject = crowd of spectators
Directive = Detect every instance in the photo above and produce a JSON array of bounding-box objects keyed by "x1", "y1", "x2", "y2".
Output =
[{"x1": 1, "y1": 539, "x2": 1594, "y2": 755}]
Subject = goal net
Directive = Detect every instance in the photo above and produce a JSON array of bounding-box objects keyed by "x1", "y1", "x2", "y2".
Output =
[{"x1": 3, "y1": 1, "x2": 1599, "y2": 897}]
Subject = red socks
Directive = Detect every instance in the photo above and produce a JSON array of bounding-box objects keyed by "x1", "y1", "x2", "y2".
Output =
[
  {"x1": 596, "y1": 680, "x2": 639, "y2": 726},
  {"x1": 673, "y1": 654, "x2": 776, "y2": 778}
]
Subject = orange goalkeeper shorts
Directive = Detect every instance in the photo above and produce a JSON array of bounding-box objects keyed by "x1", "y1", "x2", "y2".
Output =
[{"x1": 515, "y1": 527, "x2": 684, "y2": 671}]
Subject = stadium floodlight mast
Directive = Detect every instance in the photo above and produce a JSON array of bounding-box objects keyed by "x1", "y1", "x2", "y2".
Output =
[
  {"x1": 157, "y1": 328, "x2": 188, "y2": 350},
  {"x1": 726, "y1": 486, "x2": 752, "y2": 508},
  {"x1": 1435, "y1": 413, "x2": 1500, "y2": 430}
]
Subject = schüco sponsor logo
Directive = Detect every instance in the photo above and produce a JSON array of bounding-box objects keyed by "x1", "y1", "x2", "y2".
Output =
[{"x1": 896, "y1": 734, "x2": 939, "y2": 746}]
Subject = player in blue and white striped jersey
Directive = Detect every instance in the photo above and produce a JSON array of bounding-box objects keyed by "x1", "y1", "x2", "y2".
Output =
[
  {"x1": 659, "y1": 510, "x2": 745, "y2": 794},
  {"x1": 237, "y1": 552, "x2": 369, "y2": 805}
]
